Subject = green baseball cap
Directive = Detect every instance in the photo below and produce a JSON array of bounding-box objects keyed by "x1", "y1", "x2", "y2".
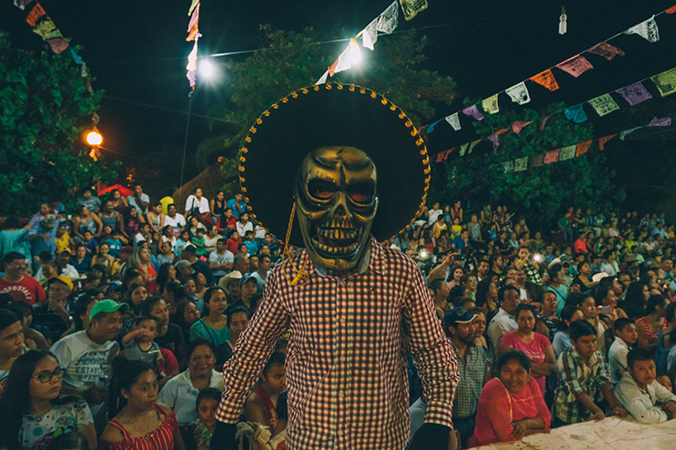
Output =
[{"x1": 89, "y1": 299, "x2": 130, "y2": 320}]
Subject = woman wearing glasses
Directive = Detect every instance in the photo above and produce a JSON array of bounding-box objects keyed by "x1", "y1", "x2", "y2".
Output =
[{"x1": 0, "y1": 350, "x2": 96, "y2": 450}]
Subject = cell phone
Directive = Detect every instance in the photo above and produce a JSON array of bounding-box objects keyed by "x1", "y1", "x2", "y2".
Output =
[{"x1": 599, "y1": 306, "x2": 612, "y2": 316}]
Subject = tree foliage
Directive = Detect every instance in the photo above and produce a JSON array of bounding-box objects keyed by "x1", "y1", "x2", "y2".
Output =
[
  {"x1": 202, "y1": 26, "x2": 457, "y2": 183},
  {"x1": 430, "y1": 101, "x2": 626, "y2": 228},
  {"x1": 0, "y1": 33, "x2": 120, "y2": 216}
]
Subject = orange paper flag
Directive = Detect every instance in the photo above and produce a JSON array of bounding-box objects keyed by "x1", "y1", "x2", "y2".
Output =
[
  {"x1": 26, "y1": 3, "x2": 46, "y2": 27},
  {"x1": 666, "y1": 5, "x2": 676, "y2": 13},
  {"x1": 328, "y1": 59, "x2": 338, "y2": 77},
  {"x1": 530, "y1": 69, "x2": 559, "y2": 92},
  {"x1": 576, "y1": 140, "x2": 592, "y2": 156},
  {"x1": 598, "y1": 134, "x2": 617, "y2": 150}
]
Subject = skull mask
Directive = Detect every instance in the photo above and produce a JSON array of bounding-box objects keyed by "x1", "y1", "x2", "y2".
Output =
[{"x1": 295, "y1": 146, "x2": 378, "y2": 272}]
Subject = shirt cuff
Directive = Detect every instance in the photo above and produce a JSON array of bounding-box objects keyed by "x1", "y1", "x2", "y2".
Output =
[{"x1": 423, "y1": 400, "x2": 454, "y2": 429}]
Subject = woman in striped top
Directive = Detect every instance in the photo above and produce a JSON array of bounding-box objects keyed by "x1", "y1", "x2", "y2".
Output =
[{"x1": 101, "y1": 358, "x2": 184, "y2": 450}]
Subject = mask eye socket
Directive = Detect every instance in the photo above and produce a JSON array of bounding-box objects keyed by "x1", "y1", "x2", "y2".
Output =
[
  {"x1": 347, "y1": 183, "x2": 375, "y2": 205},
  {"x1": 308, "y1": 180, "x2": 336, "y2": 201}
]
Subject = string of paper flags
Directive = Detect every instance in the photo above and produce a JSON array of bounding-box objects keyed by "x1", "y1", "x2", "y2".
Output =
[
  {"x1": 13, "y1": 0, "x2": 92, "y2": 90},
  {"x1": 315, "y1": 0, "x2": 428, "y2": 85},
  {"x1": 432, "y1": 64, "x2": 676, "y2": 164},
  {"x1": 424, "y1": 4, "x2": 676, "y2": 136},
  {"x1": 185, "y1": 0, "x2": 202, "y2": 89}
]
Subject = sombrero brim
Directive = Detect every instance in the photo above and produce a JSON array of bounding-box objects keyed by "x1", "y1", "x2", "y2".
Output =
[{"x1": 239, "y1": 83, "x2": 430, "y2": 247}]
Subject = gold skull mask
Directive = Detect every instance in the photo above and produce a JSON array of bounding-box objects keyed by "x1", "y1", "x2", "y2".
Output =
[{"x1": 295, "y1": 146, "x2": 378, "y2": 272}]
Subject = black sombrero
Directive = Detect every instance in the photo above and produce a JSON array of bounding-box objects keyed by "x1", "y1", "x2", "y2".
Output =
[{"x1": 239, "y1": 83, "x2": 430, "y2": 247}]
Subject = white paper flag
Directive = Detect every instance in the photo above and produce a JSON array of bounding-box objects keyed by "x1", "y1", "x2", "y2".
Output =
[
  {"x1": 316, "y1": 71, "x2": 329, "y2": 85},
  {"x1": 377, "y1": 1, "x2": 399, "y2": 34},
  {"x1": 445, "y1": 113, "x2": 461, "y2": 131},
  {"x1": 625, "y1": 15, "x2": 659, "y2": 43},
  {"x1": 362, "y1": 19, "x2": 378, "y2": 50},
  {"x1": 334, "y1": 46, "x2": 352, "y2": 74},
  {"x1": 505, "y1": 82, "x2": 531, "y2": 105}
]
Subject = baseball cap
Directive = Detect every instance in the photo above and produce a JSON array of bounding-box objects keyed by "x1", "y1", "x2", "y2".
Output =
[
  {"x1": 47, "y1": 276, "x2": 73, "y2": 291},
  {"x1": 43, "y1": 215, "x2": 57, "y2": 228},
  {"x1": 176, "y1": 260, "x2": 192, "y2": 271},
  {"x1": 444, "y1": 307, "x2": 477, "y2": 329},
  {"x1": 89, "y1": 299, "x2": 130, "y2": 320},
  {"x1": 239, "y1": 274, "x2": 258, "y2": 286},
  {"x1": 218, "y1": 271, "x2": 243, "y2": 294},
  {"x1": 183, "y1": 244, "x2": 197, "y2": 254},
  {"x1": 120, "y1": 246, "x2": 133, "y2": 254}
]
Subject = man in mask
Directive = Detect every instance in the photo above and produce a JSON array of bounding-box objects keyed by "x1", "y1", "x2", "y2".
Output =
[{"x1": 212, "y1": 84, "x2": 458, "y2": 450}]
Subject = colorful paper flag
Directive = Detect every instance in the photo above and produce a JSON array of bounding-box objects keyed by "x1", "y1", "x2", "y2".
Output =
[
  {"x1": 505, "y1": 82, "x2": 531, "y2": 105},
  {"x1": 488, "y1": 134, "x2": 500, "y2": 147},
  {"x1": 186, "y1": 39, "x2": 198, "y2": 88},
  {"x1": 530, "y1": 153, "x2": 545, "y2": 168},
  {"x1": 26, "y1": 3, "x2": 46, "y2": 27},
  {"x1": 588, "y1": 41, "x2": 625, "y2": 60},
  {"x1": 512, "y1": 121, "x2": 532, "y2": 134},
  {"x1": 564, "y1": 104, "x2": 587, "y2": 123},
  {"x1": 544, "y1": 149, "x2": 560, "y2": 164},
  {"x1": 462, "y1": 104, "x2": 484, "y2": 121},
  {"x1": 47, "y1": 38, "x2": 69, "y2": 54},
  {"x1": 459, "y1": 143, "x2": 469, "y2": 156},
  {"x1": 188, "y1": 0, "x2": 199, "y2": 15},
  {"x1": 556, "y1": 55, "x2": 594, "y2": 78},
  {"x1": 539, "y1": 115, "x2": 551, "y2": 131},
  {"x1": 436, "y1": 151, "x2": 445, "y2": 163},
  {"x1": 362, "y1": 19, "x2": 378, "y2": 50},
  {"x1": 13, "y1": 0, "x2": 34, "y2": 10},
  {"x1": 530, "y1": 69, "x2": 559, "y2": 92},
  {"x1": 334, "y1": 47, "x2": 352, "y2": 74},
  {"x1": 399, "y1": 0, "x2": 428, "y2": 21},
  {"x1": 598, "y1": 135, "x2": 616, "y2": 150},
  {"x1": 376, "y1": 1, "x2": 399, "y2": 34},
  {"x1": 616, "y1": 81, "x2": 653, "y2": 106},
  {"x1": 32, "y1": 18, "x2": 57, "y2": 38},
  {"x1": 667, "y1": 5, "x2": 676, "y2": 14},
  {"x1": 588, "y1": 94, "x2": 620, "y2": 117},
  {"x1": 70, "y1": 48, "x2": 83, "y2": 65},
  {"x1": 648, "y1": 117, "x2": 672, "y2": 127},
  {"x1": 445, "y1": 113, "x2": 461, "y2": 131},
  {"x1": 625, "y1": 15, "x2": 659, "y2": 43},
  {"x1": 469, "y1": 139, "x2": 481, "y2": 154},
  {"x1": 620, "y1": 127, "x2": 642, "y2": 141},
  {"x1": 503, "y1": 161, "x2": 514, "y2": 172},
  {"x1": 576, "y1": 140, "x2": 592, "y2": 156},
  {"x1": 186, "y1": 3, "x2": 200, "y2": 41},
  {"x1": 426, "y1": 119, "x2": 443, "y2": 134},
  {"x1": 316, "y1": 71, "x2": 328, "y2": 85},
  {"x1": 559, "y1": 145, "x2": 576, "y2": 160},
  {"x1": 515, "y1": 157, "x2": 528, "y2": 171},
  {"x1": 651, "y1": 68, "x2": 676, "y2": 97},
  {"x1": 482, "y1": 94, "x2": 500, "y2": 114}
]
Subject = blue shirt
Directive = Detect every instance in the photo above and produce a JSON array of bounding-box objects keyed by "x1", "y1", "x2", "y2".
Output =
[
  {"x1": 226, "y1": 199, "x2": 247, "y2": 218},
  {"x1": 28, "y1": 220, "x2": 59, "y2": 257},
  {"x1": 0, "y1": 229, "x2": 31, "y2": 259},
  {"x1": 244, "y1": 239, "x2": 259, "y2": 256},
  {"x1": 452, "y1": 236, "x2": 470, "y2": 252}
]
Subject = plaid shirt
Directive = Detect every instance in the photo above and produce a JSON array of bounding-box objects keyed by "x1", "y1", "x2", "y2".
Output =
[
  {"x1": 450, "y1": 341, "x2": 489, "y2": 419},
  {"x1": 554, "y1": 347, "x2": 611, "y2": 424},
  {"x1": 217, "y1": 236, "x2": 459, "y2": 449}
]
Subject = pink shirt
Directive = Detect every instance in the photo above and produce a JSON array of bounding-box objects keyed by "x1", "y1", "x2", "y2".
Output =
[
  {"x1": 468, "y1": 377, "x2": 551, "y2": 447},
  {"x1": 500, "y1": 331, "x2": 551, "y2": 394}
]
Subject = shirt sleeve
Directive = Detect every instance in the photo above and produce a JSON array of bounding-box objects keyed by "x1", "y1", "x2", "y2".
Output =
[
  {"x1": 558, "y1": 351, "x2": 584, "y2": 396},
  {"x1": 50, "y1": 338, "x2": 72, "y2": 372},
  {"x1": 615, "y1": 379, "x2": 668, "y2": 424},
  {"x1": 216, "y1": 265, "x2": 291, "y2": 423},
  {"x1": 404, "y1": 261, "x2": 459, "y2": 429},
  {"x1": 500, "y1": 331, "x2": 516, "y2": 348},
  {"x1": 157, "y1": 376, "x2": 178, "y2": 409},
  {"x1": 479, "y1": 380, "x2": 515, "y2": 442},
  {"x1": 34, "y1": 278, "x2": 46, "y2": 303},
  {"x1": 531, "y1": 377, "x2": 552, "y2": 428},
  {"x1": 597, "y1": 353, "x2": 612, "y2": 385}
]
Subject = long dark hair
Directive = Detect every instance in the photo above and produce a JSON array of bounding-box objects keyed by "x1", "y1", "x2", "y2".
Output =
[
  {"x1": 0, "y1": 351, "x2": 77, "y2": 450},
  {"x1": 156, "y1": 263, "x2": 175, "y2": 295},
  {"x1": 108, "y1": 356, "x2": 156, "y2": 419}
]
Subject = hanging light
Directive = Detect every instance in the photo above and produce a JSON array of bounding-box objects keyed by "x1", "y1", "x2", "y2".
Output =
[
  {"x1": 349, "y1": 38, "x2": 362, "y2": 66},
  {"x1": 559, "y1": 7, "x2": 568, "y2": 35},
  {"x1": 85, "y1": 130, "x2": 102, "y2": 146}
]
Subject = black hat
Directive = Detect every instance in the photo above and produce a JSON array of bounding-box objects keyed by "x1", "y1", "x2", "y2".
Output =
[
  {"x1": 239, "y1": 83, "x2": 430, "y2": 247},
  {"x1": 444, "y1": 307, "x2": 477, "y2": 329}
]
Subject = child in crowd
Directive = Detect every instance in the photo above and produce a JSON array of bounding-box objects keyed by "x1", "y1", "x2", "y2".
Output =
[
  {"x1": 105, "y1": 229, "x2": 125, "y2": 258},
  {"x1": 46, "y1": 431, "x2": 90, "y2": 450},
  {"x1": 243, "y1": 231, "x2": 259, "y2": 256},
  {"x1": 194, "y1": 388, "x2": 221, "y2": 450},
  {"x1": 608, "y1": 318, "x2": 638, "y2": 385},
  {"x1": 192, "y1": 228, "x2": 207, "y2": 257},
  {"x1": 177, "y1": 230, "x2": 191, "y2": 257},
  {"x1": 657, "y1": 373, "x2": 673, "y2": 393},
  {"x1": 82, "y1": 230, "x2": 98, "y2": 255},
  {"x1": 55, "y1": 223, "x2": 73, "y2": 255},
  {"x1": 122, "y1": 316, "x2": 164, "y2": 368},
  {"x1": 553, "y1": 320, "x2": 628, "y2": 426},
  {"x1": 157, "y1": 241, "x2": 177, "y2": 266}
]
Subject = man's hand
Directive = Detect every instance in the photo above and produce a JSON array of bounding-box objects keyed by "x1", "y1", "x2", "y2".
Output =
[
  {"x1": 662, "y1": 401, "x2": 676, "y2": 415},
  {"x1": 612, "y1": 405, "x2": 629, "y2": 418},
  {"x1": 410, "y1": 423, "x2": 456, "y2": 450},
  {"x1": 587, "y1": 409, "x2": 605, "y2": 422}
]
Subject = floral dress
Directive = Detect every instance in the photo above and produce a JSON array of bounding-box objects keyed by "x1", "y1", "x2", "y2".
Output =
[{"x1": 19, "y1": 397, "x2": 93, "y2": 450}]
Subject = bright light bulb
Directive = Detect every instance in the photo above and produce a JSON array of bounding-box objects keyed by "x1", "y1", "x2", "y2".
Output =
[
  {"x1": 86, "y1": 131, "x2": 102, "y2": 146},
  {"x1": 349, "y1": 38, "x2": 362, "y2": 66},
  {"x1": 199, "y1": 59, "x2": 216, "y2": 80}
]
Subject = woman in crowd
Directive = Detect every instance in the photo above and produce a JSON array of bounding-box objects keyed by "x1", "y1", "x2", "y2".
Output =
[
  {"x1": 162, "y1": 225, "x2": 177, "y2": 251},
  {"x1": 163, "y1": 280, "x2": 190, "y2": 317},
  {"x1": 141, "y1": 296, "x2": 186, "y2": 370},
  {"x1": 535, "y1": 290, "x2": 559, "y2": 342},
  {"x1": 572, "y1": 261, "x2": 593, "y2": 292},
  {"x1": 210, "y1": 191, "x2": 226, "y2": 229},
  {"x1": 108, "y1": 189, "x2": 128, "y2": 213},
  {"x1": 551, "y1": 305, "x2": 584, "y2": 358},
  {"x1": 544, "y1": 264, "x2": 568, "y2": 314},
  {"x1": 185, "y1": 188, "x2": 212, "y2": 228},
  {"x1": 172, "y1": 301, "x2": 201, "y2": 345},
  {"x1": 122, "y1": 206, "x2": 143, "y2": 241},
  {"x1": 194, "y1": 272, "x2": 209, "y2": 300},
  {"x1": 244, "y1": 350, "x2": 287, "y2": 443},
  {"x1": 469, "y1": 307, "x2": 488, "y2": 348},
  {"x1": 91, "y1": 241, "x2": 115, "y2": 273},
  {"x1": 0, "y1": 350, "x2": 97, "y2": 450},
  {"x1": 475, "y1": 279, "x2": 498, "y2": 322},
  {"x1": 101, "y1": 358, "x2": 184, "y2": 450},
  {"x1": 623, "y1": 281, "x2": 651, "y2": 319},
  {"x1": 156, "y1": 263, "x2": 177, "y2": 296},
  {"x1": 499, "y1": 304, "x2": 556, "y2": 395},
  {"x1": 130, "y1": 246, "x2": 157, "y2": 295},
  {"x1": 121, "y1": 283, "x2": 149, "y2": 333},
  {"x1": 636, "y1": 294, "x2": 669, "y2": 350},
  {"x1": 72, "y1": 205, "x2": 102, "y2": 242},
  {"x1": 468, "y1": 350, "x2": 551, "y2": 447},
  {"x1": 190, "y1": 287, "x2": 231, "y2": 348},
  {"x1": 146, "y1": 203, "x2": 164, "y2": 235},
  {"x1": 157, "y1": 340, "x2": 223, "y2": 440},
  {"x1": 461, "y1": 273, "x2": 478, "y2": 301},
  {"x1": 595, "y1": 285, "x2": 628, "y2": 324},
  {"x1": 188, "y1": 216, "x2": 206, "y2": 239},
  {"x1": 528, "y1": 231, "x2": 545, "y2": 255},
  {"x1": 450, "y1": 200, "x2": 463, "y2": 223},
  {"x1": 445, "y1": 266, "x2": 464, "y2": 289}
]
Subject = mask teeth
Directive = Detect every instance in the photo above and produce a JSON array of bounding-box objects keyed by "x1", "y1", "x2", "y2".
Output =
[
  {"x1": 312, "y1": 238, "x2": 360, "y2": 255},
  {"x1": 319, "y1": 228, "x2": 357, "y2": 240}
]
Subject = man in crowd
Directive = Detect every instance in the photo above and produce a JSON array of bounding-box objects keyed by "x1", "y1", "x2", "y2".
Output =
[
  {"x1": 218, "y1": 271, "x2": 242, "y2": 304},
  {"x1": 600, "y1": 250, "x2": 619, "y2": 277},
  {"x1": 77, "y1": 189, "x2": 102, "y2": 213},
  {"x1": 163, "y1": 204, "x2": 186, "y2": 236},
  {"x1": 127, "y1": 183, "x2": 150, "y2": 215},
  {"x1": 236, "y1": 213, "x2": 254, "y2": 237},
  {"x1": 232, "y1": 253, "x2": 250, "y2": 276},
  {"x1": 32, "y1": 276, "x2": 74, "y2": 344},
  {"x1": 487, "y1": 284, "x2": 519, "y2": 350},
  {"x1": 0, "y1": 308, "x2": 25, "y2": 390},
  {"x1": 428, "y1": 202, "x2": 443, "y2": 226},
  {"x1": 230, "y1": 275, "x2": 259, "y2": 316},
  {"x1": 250, "y1": 254, "x2": 271, "y2": 295},
  {"x1": 28, "y1": 203, "x2": 59, "y2": 227},
  {"x1": 181, "y1": 245, "x2": 215, "y2": 285},
  {"x1": 226, "y1": 193, "x2": 247, "y2": 219},
  {"x1": 218, "y1": 306, "x2": 251, "y2": 363},
  {"x1": 209, "y1": 238, "x2": 235, "y2": 280},
  {"x1": 476, "y1": 259, "x2": 490, "y2": 282},
  {"x1": 0, "y1": 252, "x2": 45, "y2": 305},
  {"x1": 28, "y1": 214, "x2": 58, "y2": 271}
]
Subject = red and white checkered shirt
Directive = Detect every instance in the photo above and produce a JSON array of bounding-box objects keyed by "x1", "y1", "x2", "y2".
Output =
[{"x1": 217, "y1": 236, "x2": 459, "y2": 449}]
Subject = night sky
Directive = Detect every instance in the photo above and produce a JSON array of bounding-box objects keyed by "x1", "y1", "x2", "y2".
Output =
[{"x1": 2, "y1": 0, "x2": 676, "y2": 197}]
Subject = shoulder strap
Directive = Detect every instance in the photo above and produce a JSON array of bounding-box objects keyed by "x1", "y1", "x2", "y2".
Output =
[{"x1": 108, "y1": 419, "x2": 132, "y2": 440}]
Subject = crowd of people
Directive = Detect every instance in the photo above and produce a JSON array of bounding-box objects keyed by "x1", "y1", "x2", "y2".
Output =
[{"x1": 1, "y1": 188, "x2": 676, "y2": 449}]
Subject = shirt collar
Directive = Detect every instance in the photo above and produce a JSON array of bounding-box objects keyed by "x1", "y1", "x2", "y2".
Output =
[{"x1": 310, "y1": 235, "x2": 385, "y2": 278}]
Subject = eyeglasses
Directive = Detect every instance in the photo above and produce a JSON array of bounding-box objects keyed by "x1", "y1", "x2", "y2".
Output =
[{"x1": 32, "y1": 368, "x2": 65, "y2": 383}]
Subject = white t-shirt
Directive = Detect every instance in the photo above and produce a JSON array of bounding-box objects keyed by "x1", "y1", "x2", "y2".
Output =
[
  {"x1": 157, "y1": 369, "x2": 223, "y2": 425},
  {"x1": 209, "y1": 250, "x2": 234, "y2": 277},
  {"x1": 185, "y1": 195, "x2": 210, "y2": 215},
  {"x1": 163, "y1": 213, "x2": 187, "y2": 230},
  {"x1": 127, "y1": 193, "x2": 150, "y2": 215},
  {"x1": 35, "y1": 264, "x2": 80, "y2": 281},
  {"x1": 428, "y1": 208, "x2": 443, "y2": 226},
  {"x1": 236, "y1": 221, "x2": 254, "y2": 237},
  {"x1": 255, "y1": 225, "x2": 266, "y2": 240},
  {"x1": 50, "y1": 330, "x2": 119, "y2": 392}
]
